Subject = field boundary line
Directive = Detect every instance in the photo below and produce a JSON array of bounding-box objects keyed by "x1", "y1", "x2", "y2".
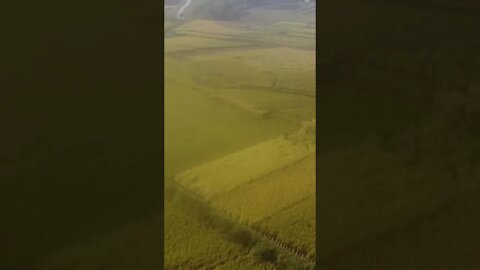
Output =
[
  {"x1": 208, "y1": 154, "x2": 314, "y2": 202},
  {"x1": 255, "y1": 194, "x2": 315, "y2": 224}
]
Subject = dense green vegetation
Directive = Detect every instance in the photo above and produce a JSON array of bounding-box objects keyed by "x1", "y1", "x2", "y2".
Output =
[
  {"x1": 256, "y1": 196, "x2": 316, "y2": 260},
  {"x1": 165, "y1": 199, "x2": 257, "y2": 269},
  {"x1": 165, "y1": 181, "x2": 313, "y2": 269}
]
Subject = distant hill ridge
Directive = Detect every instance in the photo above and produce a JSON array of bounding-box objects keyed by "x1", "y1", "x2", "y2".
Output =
[{"x1": 165, "y1": 0, "x2": 315, "y2": 21}]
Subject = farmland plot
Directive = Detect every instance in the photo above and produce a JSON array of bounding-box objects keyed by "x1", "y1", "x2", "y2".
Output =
[
  {"x1": 175, "y1": 136, "x2": 313, "y2": 200},
  {"x1": 220, "y1": 47, "x2": 315, "y2": 73},
  {"x1": 165, "y1": 36, "x2": 253, "y2": 53},
  {"x1": 165, "y1": 201, "x2": 255, "y2": 269},
  {"x1": 176, "y1": 19, "x2": 252, "y2": 36},
  {"x1": 190, "y1": 56, "x2": 276, "y2": 89},
  {"x1": 211, "y1": 154, "x2": 316, "y2": 223},
  {"x1": 256, "y1": 195, "x2": 316, "y2": 259}
]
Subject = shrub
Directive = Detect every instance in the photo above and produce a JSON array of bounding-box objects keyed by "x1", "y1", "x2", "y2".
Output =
[
  {"x1": 253, "y1": 243, "x2": 277, "y2": 263},
  {"x1": 230, "y1": 229, "x2": 255, "y2": 248}
]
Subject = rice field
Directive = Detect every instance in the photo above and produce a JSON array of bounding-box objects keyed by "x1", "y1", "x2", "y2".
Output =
[
  {"x1": 164, "y1": 3, "x2": 316, "y2": 269},
  {"x1": 211, "y1": 154, "x2": 315, "y2": 223},
  {"x1": 164, "y1": 56, "x2": 296, "y2": 178},
  {"x1": 256, "y1": 195, "x2": 316, "y2": 259},
  {"x1": 175, "y1": 137, "x2": 312, "y2": 200},
  {"x1": 38, "y1": 200, "x2": 277, "y2": 270},
  {"x1": 188, "y1": 47, "x2": 316, "y2": 103},
  {"x1": 176, "y1": 19, "x2": 252, "y2": 35},
  {"x1": 165, "y1": 201, "x2": 252, "y2": 269},
  {"x1": 165, "y1": 36, "x2": 252, "y2": 53},
  {"x1": 192, "y1": 47, "x2": 315, "y2": 72},
  {"x1": 212, "y1": 87, "x2": 315, "y2": 121}
]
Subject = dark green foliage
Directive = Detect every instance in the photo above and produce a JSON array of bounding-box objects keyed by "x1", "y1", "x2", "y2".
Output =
[
  {"x1": 276, "y1": 253, "x2": 315, "y2": 270},
  {"x1": 253, "y1": 244, "x2": 277, "y2": 263},
  {"x1": 230, "y1": 229, "x2": 256, "y2": 248}
]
